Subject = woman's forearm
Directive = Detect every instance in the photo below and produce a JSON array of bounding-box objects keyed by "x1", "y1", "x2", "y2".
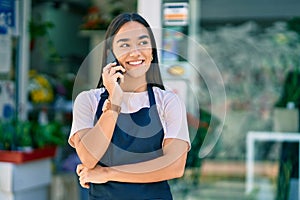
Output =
[
  {"x1": 107, "y1": 151, "x2": 187, "y2": 183},
  {"x1": 78, "y1": 139, "x2": 189, "y2": 185},
  {"x1": 73, "y1": 110, "x2": 119, "y2": 168}
]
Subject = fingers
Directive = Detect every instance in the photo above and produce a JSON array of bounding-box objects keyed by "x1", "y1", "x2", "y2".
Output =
[
  {"x1": 103, "y1": 62, "x2": 117, "y2": 73},
  {"x1": 102, "y1": 65, "x2": 125, "y2": 96},
  {"x1": 76, "y1": 164, "x2": 84, "y2": 175},
  {"x1": 77, "y1": 164, "x2": 90, "y2": 189},
  {"x1": 103, "y1": 63, "x2": 126, "y2": 78},
  {"x1": 109, "y1": 65, "x2": 126, "y2": 75},
  {"x1": 102, "y1": 63, "x2": 124, "y2": 102},
  {"x1": 79, "y1": 176, "x2": 90, "y2": 189}
]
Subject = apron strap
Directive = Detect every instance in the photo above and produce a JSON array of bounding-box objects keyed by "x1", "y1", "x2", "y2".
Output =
[
  {"x1": 95, "y1": 89, "x2": 109, "y2": 120},
  {"x1": 147, "y1": 84, "x2": 156, "y2": 107}
]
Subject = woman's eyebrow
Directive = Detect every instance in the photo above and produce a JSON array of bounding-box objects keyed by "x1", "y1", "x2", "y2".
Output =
[
  {"x1": 116, "y1": 38, "x2": 130, "y2": 43},
  {"x1": 139, "y1": 35, "x2": 149, "y2": 40},
  {"x1": 116, "y1": 35, "x2": 149, "y2": 43}
]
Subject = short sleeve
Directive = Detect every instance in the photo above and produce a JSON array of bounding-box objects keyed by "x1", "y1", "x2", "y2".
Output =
[
  {"x1": 68, "y1": 90, "x2": 97, "y2": 147},
  {"x1": 162, "y1": 92, "x2": 191, "y2": 149}
]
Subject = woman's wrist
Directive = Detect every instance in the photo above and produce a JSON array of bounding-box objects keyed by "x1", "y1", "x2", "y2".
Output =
[
  {"x1": 109, "y1": 83, "x2": 123, "y2": 106},
  {"x1": 104, "y1": 166, "x2": 115, "y2": 182},
  {"x1": 110, "y1": 93, "x2": 122, "y2": 106},
  {"x1": 93, "y1": 165, "x2": 112, "y2": 183},
  {"x1": 102, "y1": 99, "x2": 121, "y2": 114}
]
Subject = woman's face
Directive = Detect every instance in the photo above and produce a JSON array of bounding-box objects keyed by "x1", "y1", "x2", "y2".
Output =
[{"x1": 112, "y1": 21, "x2": 153, "y2": 78}]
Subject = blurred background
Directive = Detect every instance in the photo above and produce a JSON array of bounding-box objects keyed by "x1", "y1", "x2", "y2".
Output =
[{"x1": 0, "y1": 0, "x2": 300, "y2": 200}]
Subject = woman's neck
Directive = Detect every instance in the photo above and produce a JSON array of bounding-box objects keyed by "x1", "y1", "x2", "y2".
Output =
[{"x1": 120, "y1": 76, "x2": 147, "y2": 92}]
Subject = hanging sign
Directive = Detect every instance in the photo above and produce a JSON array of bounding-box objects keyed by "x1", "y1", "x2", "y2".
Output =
[
  {"x1": 163, "y1": 2, "x2": 189, "y2": 26},
  {"x1": 0, "y1": 0, "x2": 14, "y2": 74},
  {"x1": 0, "y1": 0, "x2": 15, "y2": 29}
]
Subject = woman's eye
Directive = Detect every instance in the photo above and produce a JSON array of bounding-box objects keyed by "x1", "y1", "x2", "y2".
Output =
[
  {"x1": 120, "y1": 43, "x2": 129, "y2": 48},
  {"x1": 140, "y1": 40, "x2": 149, "y2": 45}
]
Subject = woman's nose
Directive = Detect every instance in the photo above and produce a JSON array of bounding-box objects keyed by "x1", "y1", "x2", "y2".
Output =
[{"x1": 129, "y1": 46, "x2": 141, "y2": 57}]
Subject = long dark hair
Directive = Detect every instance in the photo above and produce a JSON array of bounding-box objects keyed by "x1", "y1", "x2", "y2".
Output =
[{"x1": 96, "y1": 13, "x2": 164, "y2": 90}]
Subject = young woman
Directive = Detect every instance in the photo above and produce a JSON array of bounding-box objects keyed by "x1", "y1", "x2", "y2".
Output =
[{"x1": 69, "y1": 13, "x2": 190, "y2": 200}]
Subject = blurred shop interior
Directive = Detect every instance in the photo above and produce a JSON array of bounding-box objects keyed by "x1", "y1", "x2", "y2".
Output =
[{"x1": 0, "y1": 0, "x2": 300, "y2": 200}]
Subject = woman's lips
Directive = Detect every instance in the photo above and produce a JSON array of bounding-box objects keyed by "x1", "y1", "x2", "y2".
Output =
[{"x1": 127, "y1": 60, "x2": 144, "y2": 66}]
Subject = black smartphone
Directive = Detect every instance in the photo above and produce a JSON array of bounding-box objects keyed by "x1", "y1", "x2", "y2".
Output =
[{"x1": 106, "y1": 50, "x2": 123, "y2": 83}]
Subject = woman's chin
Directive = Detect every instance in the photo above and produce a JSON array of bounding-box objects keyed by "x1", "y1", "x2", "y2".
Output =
[{"x1": 125, "y1": 65, "x2": 150, "y2": 78}]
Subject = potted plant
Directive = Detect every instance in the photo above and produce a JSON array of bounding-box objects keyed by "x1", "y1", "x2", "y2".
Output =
[
  {"x1": 273, "y1": 70, "x2": 300, "y2": 200},
  {"x1": 0, "y1": 118, "x2": 65, "y2": 200},
  {"x1": 0, "y1": 119, "x2": 65, "y2": 162},
  {"x1": 0, "y1": 69, "x2": 66, "y2": 162}
]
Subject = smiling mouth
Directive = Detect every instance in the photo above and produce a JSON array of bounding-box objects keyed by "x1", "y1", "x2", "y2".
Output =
[{"x1": 127, "y1": 60, "x2": 144, "y2": 66}]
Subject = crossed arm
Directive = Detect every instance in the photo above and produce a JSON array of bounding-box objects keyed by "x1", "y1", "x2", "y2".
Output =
[
  {"x1": 70, "y1": 107, "x2": 189, "y2": 187},
  {"x1": 76, "y1": 138, "x2": 189, "y2": 188},
  {"x1": 71, "y1": 79, "x2": 189, "y2": 186}
]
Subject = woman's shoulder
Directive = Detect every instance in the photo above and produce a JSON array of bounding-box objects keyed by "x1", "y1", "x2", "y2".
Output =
[
  {"x1": 153, "y1": 86, "x2": 179, "y2": 100},
  {"x1": 74, "y1": 88, "x2": 106, "y2": 104},
  {"x1": 152, "y1": 86, "x2": 183, "y2": 107}
]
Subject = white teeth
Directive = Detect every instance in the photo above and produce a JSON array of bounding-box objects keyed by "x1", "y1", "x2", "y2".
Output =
[{"x1": 128, "y1": 60, "x2": 143, "y2": 65}]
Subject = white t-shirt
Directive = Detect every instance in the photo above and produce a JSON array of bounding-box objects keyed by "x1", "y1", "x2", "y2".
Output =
[{"x1": 69, "y1": 86, "x2": 190, "y2": 149}]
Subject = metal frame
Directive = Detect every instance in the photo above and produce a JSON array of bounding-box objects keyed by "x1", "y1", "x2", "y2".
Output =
[{"x1": 246, "y1": 131, "x2": 300, "y2": 200}]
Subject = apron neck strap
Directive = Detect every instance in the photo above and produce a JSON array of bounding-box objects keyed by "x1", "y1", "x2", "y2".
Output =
[
  {"x1": 96, "y1": 89, "x2": 109, "y2": 118},
  {"x1": 147, "y1": 84, "x2": 156, "y2": 107}
]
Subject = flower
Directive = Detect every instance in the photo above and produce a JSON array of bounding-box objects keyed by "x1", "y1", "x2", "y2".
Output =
[{"x1": 28, "y1": 70, "x2": 54, "y2": 104}]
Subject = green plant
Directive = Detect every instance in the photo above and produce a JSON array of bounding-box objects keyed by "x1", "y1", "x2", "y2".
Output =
[
  {"x1": 0, "y1": 121, "x2": 14, "y2": 150},
  {"x1": 29, "y1": 16, "x2": 60, "y2": 62},
  {"x1": 275, "y1": 70, "x2": 300, "y2": 108},
  {"x1": 29, "y1": 18, "x2": 54, "y2": 40},
  {"x1": 0, "y1": 119, "x2": 66, "y2": 151},
  {"x1": 32, "y1": 121, "x2": 65, "y2": 148},
  {"x1": 274, "y1": 18, "x2": 300, "y2": 108},
  {"x1": 16, "y1": 120, "x2": 33, "y2": 147}
]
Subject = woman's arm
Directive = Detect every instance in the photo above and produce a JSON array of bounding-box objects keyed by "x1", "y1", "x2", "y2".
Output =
[
  {"x1": 71, "y1": 64, "x2": 125, "y2": 169},
  {"x1": 71, "y1": 110, "x2": 119, "y2": 169},
  {"x1": 77, "y1": 138, "x2": 189, "y2": 188}
]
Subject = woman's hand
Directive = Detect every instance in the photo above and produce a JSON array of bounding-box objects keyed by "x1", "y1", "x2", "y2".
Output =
[
  {"x1": 77, "y1": 164, "x2": 90, "y2": 188},
  {"x1": 76, "y1": 164, "x2": 110, "y2": 188},
  {"x1": 102, "y1": 62, "x2": 125, "y2": 105}
]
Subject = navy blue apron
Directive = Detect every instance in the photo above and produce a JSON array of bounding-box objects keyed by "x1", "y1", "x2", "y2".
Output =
[{"x1": 90, "y1": 85, "x2": 173, "y2": 200}]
